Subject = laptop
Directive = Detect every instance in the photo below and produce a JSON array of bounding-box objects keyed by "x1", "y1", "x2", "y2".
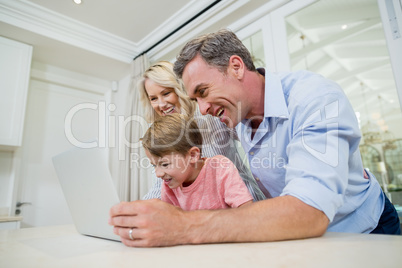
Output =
[{"x1": 52, "y1": 146, "x2": 121, "y2": 242}]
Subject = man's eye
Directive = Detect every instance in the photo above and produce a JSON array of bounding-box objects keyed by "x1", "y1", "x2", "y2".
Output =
[
  {"x1": 161, "y1": 163, "x2": 169, "y2": 167},
  {"x1": 199, "y1": 89, "x2": 206, "y2": 96}
]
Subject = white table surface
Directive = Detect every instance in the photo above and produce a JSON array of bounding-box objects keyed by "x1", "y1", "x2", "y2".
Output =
[{"x1": 1, "y1": 224, "x2": 401, "y2": 268}]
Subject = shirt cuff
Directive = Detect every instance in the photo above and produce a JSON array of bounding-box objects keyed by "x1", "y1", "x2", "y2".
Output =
[{"x1": 280, "y1": 178, "x2": 344, "y2": 222}]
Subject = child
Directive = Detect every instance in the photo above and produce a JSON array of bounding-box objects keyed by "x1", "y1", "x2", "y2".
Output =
[{"x1": 141, "y1": 114, "x2": 253, "y2": 210}]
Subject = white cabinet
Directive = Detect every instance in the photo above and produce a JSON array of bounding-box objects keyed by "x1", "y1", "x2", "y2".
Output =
[
  {"x1": 0, "y1": 36, "x2": 32, "y2": 150},
  {"x1": 0, "y1": 216, "x2": 22, "y2": 230}
]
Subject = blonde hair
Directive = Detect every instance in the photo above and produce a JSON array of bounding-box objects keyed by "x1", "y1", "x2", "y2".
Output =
[
  {"x1": 137, "y1": 61, "x2": 196, "y2": 123},
  {"x1": 142, "y1": 114, "x2": 203, "y2": 157}
]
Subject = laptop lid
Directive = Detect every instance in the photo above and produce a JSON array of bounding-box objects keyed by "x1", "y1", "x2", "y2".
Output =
[{"x1": 52, "y1": 146, "x2": 121, "y2": 242}]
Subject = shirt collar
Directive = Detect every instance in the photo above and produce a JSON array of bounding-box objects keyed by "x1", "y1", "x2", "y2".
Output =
[
  {"x1": 236, "y1": 69, "x2": 289, "y2": 144},
  {"x1": 258, "y1": 68, "x2": 289, "y2": 120}
]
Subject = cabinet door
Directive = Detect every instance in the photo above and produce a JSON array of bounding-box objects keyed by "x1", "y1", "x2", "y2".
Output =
[{"x1": 0, "y1": 37, "x2": 32, "y2": 149}]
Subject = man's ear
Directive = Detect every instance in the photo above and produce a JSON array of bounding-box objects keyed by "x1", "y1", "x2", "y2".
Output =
[
  {"x1": 188, "y1": 146, "x2": 201, "y2": 163},
  {"x1": 228, "y1": 55, "x2": 245, "y2": 80}
]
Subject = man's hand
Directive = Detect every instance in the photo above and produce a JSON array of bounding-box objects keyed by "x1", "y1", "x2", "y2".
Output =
[
  {"x1": 364, "y1": 169, "x2": 369, "y2": 179},
  {"x1": 109, "y1": 199, "x2": 188, "y2": 247},
  {"x1": 109, "y1": 196, "x2": 328, "y2": 248}
]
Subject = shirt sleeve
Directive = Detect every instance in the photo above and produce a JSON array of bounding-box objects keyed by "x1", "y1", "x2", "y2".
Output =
[
  {"x1": 213, "y1": 156, "x2": 254, "y2": 208},
  {"x1": 281, "y1": 88, "x2": 361, "y2": 222},
  {"x1": 194, "y1": 107, "x2": 266, "y2": 201},
  {"x1": 142, "y1": 173, "x2": 162, "y2": 200}
]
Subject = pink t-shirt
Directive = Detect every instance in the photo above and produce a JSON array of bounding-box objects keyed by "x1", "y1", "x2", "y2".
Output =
[{"x1": 161, "y1": 155, "x2": 253, "y2": 210}]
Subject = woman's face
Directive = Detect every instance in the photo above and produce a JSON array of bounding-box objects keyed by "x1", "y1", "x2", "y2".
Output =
[{"x1": 145, "y1": 78, "x2": 181, "y2": 116}]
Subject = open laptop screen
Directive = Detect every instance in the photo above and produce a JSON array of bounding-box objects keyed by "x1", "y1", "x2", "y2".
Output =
[{"x1": 52, "y1": 147, "x2": 121, "y2": 241}]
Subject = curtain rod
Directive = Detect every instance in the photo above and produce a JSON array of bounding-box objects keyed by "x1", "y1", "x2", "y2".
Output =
[{"x1": 133, "y1": 0, "x2": 222, "y2": 61}]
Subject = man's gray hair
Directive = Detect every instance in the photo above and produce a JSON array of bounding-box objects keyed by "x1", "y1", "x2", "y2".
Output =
[{"x1": 173, "y1": 29, "x2": 256, "y2": 78}]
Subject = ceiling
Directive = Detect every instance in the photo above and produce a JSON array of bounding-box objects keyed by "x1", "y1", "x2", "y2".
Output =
[
  {"x1": 27, "y1": 0, "x2": 192, "y2": 43},
  {"x1": 0, "y1": 0, "x2": 210, "y2": 81},
  {"x1": 0, "y1": 0, "x2": 278, "y2": 82}
]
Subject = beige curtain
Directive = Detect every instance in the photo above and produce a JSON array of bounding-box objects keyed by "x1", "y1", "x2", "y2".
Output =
[{"x1": 109, "y1": 54, "x2": 153, "y2": 201}]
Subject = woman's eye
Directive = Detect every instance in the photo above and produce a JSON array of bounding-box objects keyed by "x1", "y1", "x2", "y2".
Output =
[
  {"x1": 163, "y1": 91, "x2": 171, "y2": 96},
  {"x1": 150, "y1": 97, "x2": 157, "y2": 101},
  {"x1": 161, "y1": 163, "x2": 169, "y2": 167}
]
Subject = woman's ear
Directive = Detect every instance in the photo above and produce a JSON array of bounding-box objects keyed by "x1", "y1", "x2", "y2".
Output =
[
  {"x1": 188, "y1": 147, "x2": 201, "y2": 163},
  {"x1": 228, "y1": 55, "x2": 245, "y2": 80}
]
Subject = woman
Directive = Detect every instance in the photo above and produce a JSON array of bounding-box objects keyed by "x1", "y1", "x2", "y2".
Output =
[{"x1": 138, "y1": 61, "x2": 265, "y2": 201}]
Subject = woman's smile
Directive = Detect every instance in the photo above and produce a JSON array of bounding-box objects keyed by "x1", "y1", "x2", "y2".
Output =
[{"x1": 161, "y1": 106, "x2": 177, "y2": 115}]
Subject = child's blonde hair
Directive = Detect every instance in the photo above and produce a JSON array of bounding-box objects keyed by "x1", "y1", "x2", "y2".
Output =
[{"x1": 142, "y1": 114, "x2": 203, "y2": 157}]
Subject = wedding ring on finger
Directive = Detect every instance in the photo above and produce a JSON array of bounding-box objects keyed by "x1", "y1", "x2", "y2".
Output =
[{"x1": 129, "y1": 228, "x2": 134, "y2": 240}]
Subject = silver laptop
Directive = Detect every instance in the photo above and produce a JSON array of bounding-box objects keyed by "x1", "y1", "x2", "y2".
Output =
[{"x1": 52, "y1": 146, "x2": 121, "y2": 242}]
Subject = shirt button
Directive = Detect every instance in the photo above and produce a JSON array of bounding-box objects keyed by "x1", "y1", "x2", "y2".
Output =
[
  {"x1": 250, "y1": 151, "x2": 254, "y2": 155},
  {"x1": 255, "y1": 177, "x2": 260, "y2": 181}
]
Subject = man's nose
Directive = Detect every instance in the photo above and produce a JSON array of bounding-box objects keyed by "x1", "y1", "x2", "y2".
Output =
[{"x1": 197, "y1": 98, "x2": 211, "y2": 115}]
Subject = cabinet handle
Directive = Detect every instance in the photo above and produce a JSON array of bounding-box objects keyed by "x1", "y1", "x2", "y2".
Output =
[
  {"x1": 16, "y1": 202, "x2": 32, "y2": 208},
  {"x1": 15, "y1": 202, "x2": 32, "y2": 215}
]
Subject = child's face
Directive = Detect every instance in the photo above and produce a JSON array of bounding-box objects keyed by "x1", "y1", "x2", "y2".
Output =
[{"x1": 145, "y1": 150, "x2": 197, "y2": 189}]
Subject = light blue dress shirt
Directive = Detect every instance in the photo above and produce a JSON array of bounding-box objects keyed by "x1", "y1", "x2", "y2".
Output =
[{"x1": 236, "y1": 69, "x2": 384, "y2": 233}]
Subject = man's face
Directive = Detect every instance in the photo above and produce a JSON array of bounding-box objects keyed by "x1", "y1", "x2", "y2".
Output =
[{"x1": 181, "y1": 55, "x2": 247, "y2": 128}]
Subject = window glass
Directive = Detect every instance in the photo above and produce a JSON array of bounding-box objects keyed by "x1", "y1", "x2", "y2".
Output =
[{"x1": 286, "y1": 0, "x2": 402, "y2": 197}]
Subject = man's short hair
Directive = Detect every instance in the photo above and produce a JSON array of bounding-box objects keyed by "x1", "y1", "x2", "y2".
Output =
[{"x1": 174, "y1": 29, "x2": 256, "y2": 78}]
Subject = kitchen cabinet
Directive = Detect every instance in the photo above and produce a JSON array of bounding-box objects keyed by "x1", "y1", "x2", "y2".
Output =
[
  {"x1": 0, "y1": 36, "x2": 32, "y2": 150},
  {"x1": 0, "y1": 216, "x2": 22, "y2": 230}
]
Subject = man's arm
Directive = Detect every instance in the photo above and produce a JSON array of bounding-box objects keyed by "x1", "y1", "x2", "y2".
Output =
[{"x1": 109, "y1": 196, "x2": 329, "y2": 247}]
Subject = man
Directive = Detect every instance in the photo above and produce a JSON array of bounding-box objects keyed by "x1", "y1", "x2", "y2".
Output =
[{"x1": 109, "y1": 29, "x2": 400, "y2": 247}]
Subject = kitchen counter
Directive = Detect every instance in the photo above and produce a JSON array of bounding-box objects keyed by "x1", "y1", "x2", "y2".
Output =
[
  {"x1": 1, "y1": 224, "x2": 401, "y2": 268},
  {"x1": 0, "y1": 216, "x2": 22, "y2": 230},
  {"x1": 0, "y1": 216, "x2": 22, "y2": 222}
]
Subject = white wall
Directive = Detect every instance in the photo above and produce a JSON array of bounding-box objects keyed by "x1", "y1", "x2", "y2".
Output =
[
  {"x1": 0, "y1": 151, "x2": 14, "y2": 216},
  {"x1": 10, "y1": 62, "x2": 112, "y2": 227}
]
